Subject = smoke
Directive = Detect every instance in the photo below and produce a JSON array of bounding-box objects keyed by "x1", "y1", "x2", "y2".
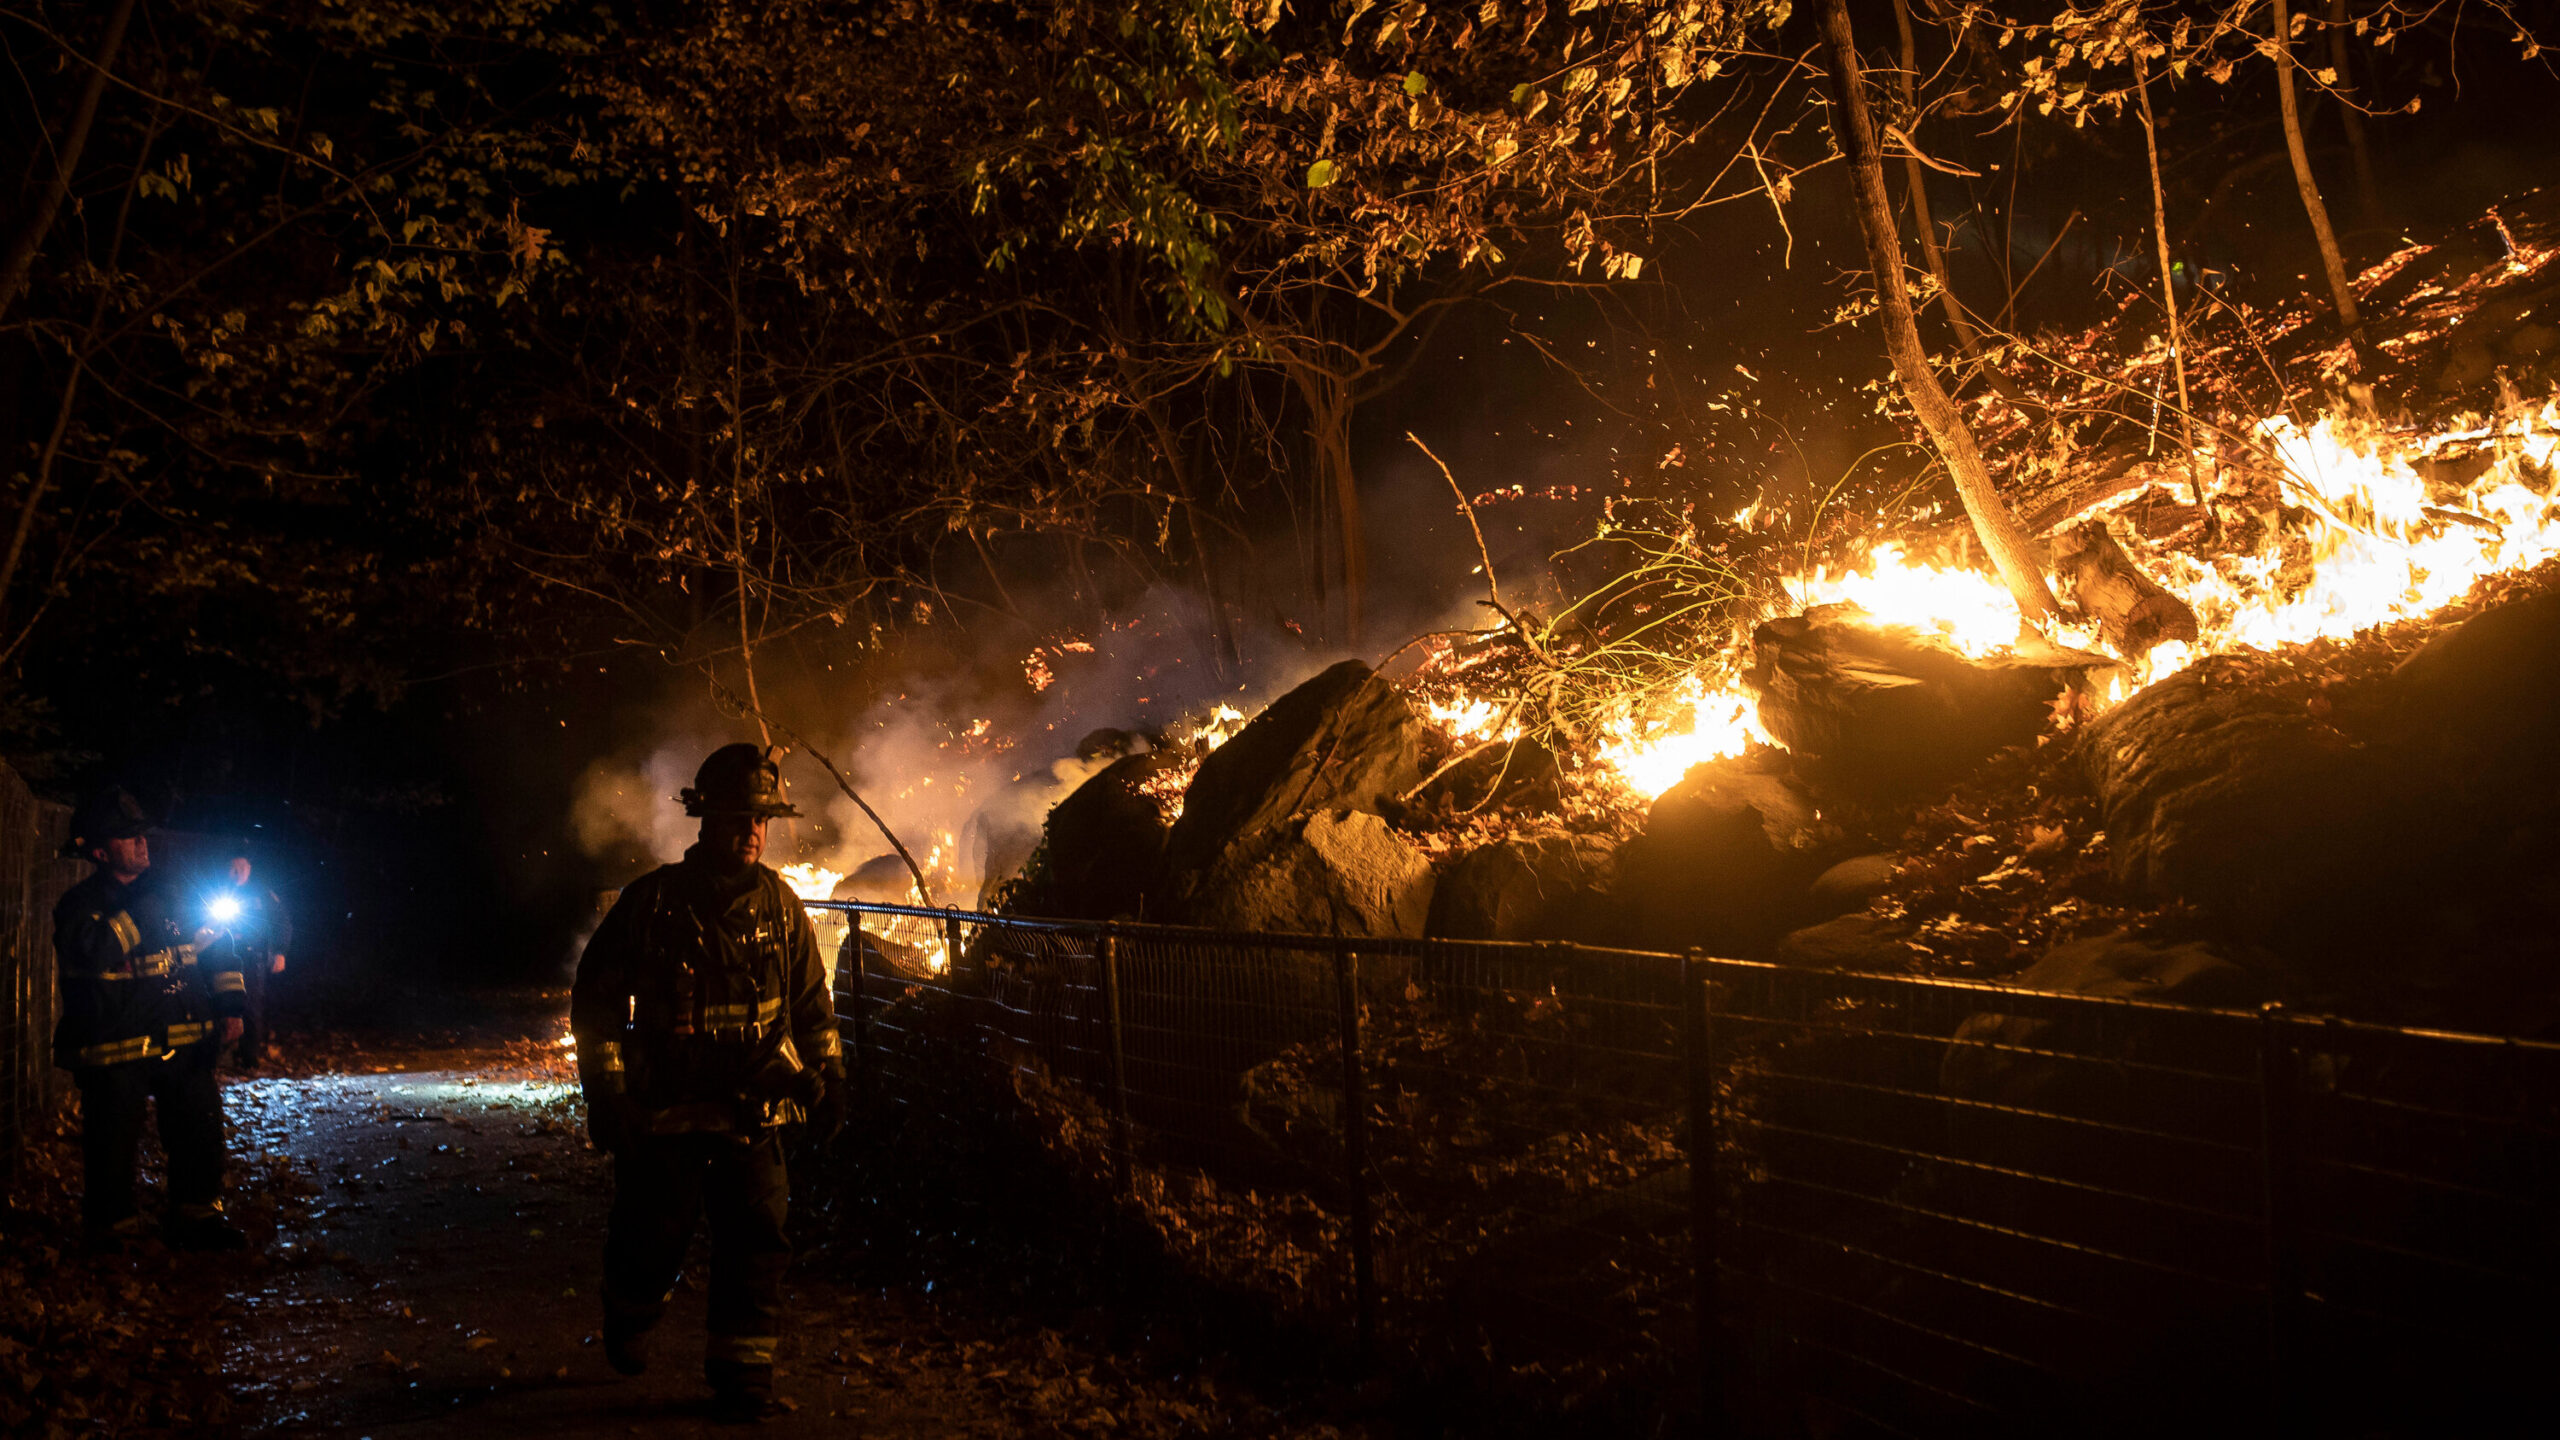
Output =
[{"x1": 562, "y1": 447, "x2": 1612, "y2": 902}]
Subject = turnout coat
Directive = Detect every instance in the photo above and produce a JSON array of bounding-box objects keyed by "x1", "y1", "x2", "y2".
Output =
[
  {"x1": 54, "y1": 868, "x2": 247, "y2": 1069},
  {"x1": 571, "y1": 851, "x2": 840, "y2": 1134}
]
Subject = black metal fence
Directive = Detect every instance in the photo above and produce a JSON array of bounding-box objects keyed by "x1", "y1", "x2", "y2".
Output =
[
  {"x1": 812, "y1": 899, "x2": 2560, "y2": 1436},
  {"x1": 0, "y1": 764, "x2": 75, "y2": 1182}
]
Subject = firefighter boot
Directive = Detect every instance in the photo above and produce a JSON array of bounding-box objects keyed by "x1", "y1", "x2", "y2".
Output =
[
  {"x1": 604, "y1": 1322, "x2": 650, "y2": 1377},
  {"x1": 169, "y1": 1202, "x2": 247, "y2": 1252},
  {"x1": 710, "y1": 1379, "x2": 786, "y2": 1425}
]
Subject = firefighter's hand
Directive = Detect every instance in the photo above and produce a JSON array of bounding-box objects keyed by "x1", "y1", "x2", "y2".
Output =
[
  {"x1": 220, "y1": 1017, "x2": 245, "y2": 1045},
  {"x1": 810, "y1": 1077, "x2": 848, "y2": 1146},
  {"x1": 587, "y1": 1094, "x2": 636, "y2": 1153},
  {"x1": 270, "y1": 954, "x2": 287, "y2": 975}
]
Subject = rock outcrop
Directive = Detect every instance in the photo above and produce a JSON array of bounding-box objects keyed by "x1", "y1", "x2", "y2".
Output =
[
  {"x1": 1427, "y1": 831, "x2": 1618, "y2": 942},
  {"x1": 1614, "y1": 754, "x2": 1828, "y2": 956},
  {"x1": 2077, "y1": 659, "x2": 2377, "y2": 929},
  {"x1": 1163, "y1": 660, "x2": 1432, "y2": 926},
  {"x1": 1747, "y1": 606, "x2": 2101, "y2": 793},
  {"x1": 1184, "y1": 809, "x2": 1436, "y2": 939},
  {"x1": 1022, "y1": 750, "x2": 1187, "y2": 921}
]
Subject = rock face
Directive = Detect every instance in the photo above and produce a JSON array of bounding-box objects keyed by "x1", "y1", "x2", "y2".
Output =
[
  {"x1": 1774, "y1": 913, "x2": 1918, "y2": 971},
  {"x1": 2077, "y1": 660, "x2": 2375, "y2": 928},
  {"x1": 1027, "y1": 750, "x2": 1187, "y2": 921},
  {"x1": 1614, "y1": 755, "x2": 1828, "y2": 956},
  {"x1": 1427, "y1": 831, "x2": 1618, "y2": 942},
  {"x1": 1942, "y1": 930, "x2": 2264, "y2": 1114},
  {"x1": 1808, "y1": 853, "x2": 1898, "y2": 917},
  {"x1": 1163, "y1": 660, "x2": 1431, "y2": 923},
  {"x1": 2393, "y1": 583, "x2": 2560, "y2": 768},
  {"x1": 1184, "y1": 809, "x2": 1436, "y2": 938},
  {"x1": 1746, "y1": 607, "x2": 2090, "y2": 792}
]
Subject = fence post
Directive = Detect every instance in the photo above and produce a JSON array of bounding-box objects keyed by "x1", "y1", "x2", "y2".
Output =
[
  {"x1": 1333, "y1": 940, "x2": 1378, "y2": 1354},
  {"x1": 2258, "y1": 1001, "x2": 2304, "y2": 1430},
  {"x1": 1097, "y1": 929, "x2": 1134, "y2": 1199},
  {"x1": 1681, "y1": 948, "x2": 1723, "y2": 1436},
  {"x1": 845, "y1": 914, "x2": 872, "y2": 1096},
  {"x1": 942, "y1": 909, "x2": 967, "y2": 981}
]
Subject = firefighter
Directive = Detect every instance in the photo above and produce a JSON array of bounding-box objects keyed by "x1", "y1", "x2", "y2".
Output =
[
  {"x1": 54, "y1": 786, "x2": 249, "y2": 1251},
  {"x1": 570, "y1": 743, "x2": 846, "y2": 1422},
  {"x1": 209, "y1": 855, "x2": 292, "y2": 1067}
]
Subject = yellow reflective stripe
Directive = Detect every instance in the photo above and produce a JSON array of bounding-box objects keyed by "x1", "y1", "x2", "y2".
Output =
[
  {"x1": 107, "y1": 911, "x2": 140, "y2": 953},
  {"x1": 164, "y1": 1022, "x2": 210, "y2": 1046},
  {"x1": 211, "y1": 972, "x2": 247, "y2": 994},
  {"x1": 706, "y1": 1334, "x2": 778, "y2": 1365},
  {"x1": 755, "y1": 995, "x2": 784, "y2": 1022},
  {"x1": 77, "y1": 1036, "x2": 154, "y2": 1065}
]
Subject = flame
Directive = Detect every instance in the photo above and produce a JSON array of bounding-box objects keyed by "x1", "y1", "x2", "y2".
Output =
[
  {"x1": 2158, "y1": 408, "x2": 2560, "y2": 654},
  {"x1": 773, "y1": 861, "x2": 845, "y2": 902},
  {"x1": 1506, "y1": 399, "x2": 2560, "y2": 805},
  {"x1": 1596, "y1": 675, "x2": 1769, "y2": 800}
]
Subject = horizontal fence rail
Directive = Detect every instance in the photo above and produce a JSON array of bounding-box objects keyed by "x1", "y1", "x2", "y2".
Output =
[{"x1": 806, "y1": 899, "x2": 2560, "y2": 1436}]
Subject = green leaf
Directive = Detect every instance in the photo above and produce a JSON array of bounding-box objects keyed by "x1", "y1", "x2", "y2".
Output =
[
  {"x1": 1403, "y1": 71, "x2": 1428, "y2": 97},
  {"x1": 1510, "y1": 82, "x2": 1535, "y2": 106},
  {"x1": 1305, "y1": 158, "x2": 1336, "y2": 188}
]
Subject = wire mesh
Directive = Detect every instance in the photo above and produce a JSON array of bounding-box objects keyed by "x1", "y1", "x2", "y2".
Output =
[{"x1": 804, "y1": 899, "x2": 2560, "y2": 1434}]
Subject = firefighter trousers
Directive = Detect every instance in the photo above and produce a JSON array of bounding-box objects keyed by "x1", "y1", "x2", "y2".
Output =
[
  {"x1": 602, "y1": 1132, "x2": 790, "y2": 1393},
  {"x1": 73, "y1": 1044, "x2": 226, "y2": 1233}
]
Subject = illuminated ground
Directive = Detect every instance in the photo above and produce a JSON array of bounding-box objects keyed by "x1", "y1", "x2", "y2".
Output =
[{"x1": 152, "y1": 999, "x2": 1351, "y2": 1438}]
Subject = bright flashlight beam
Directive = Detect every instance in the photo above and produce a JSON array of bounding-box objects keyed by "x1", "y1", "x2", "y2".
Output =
[{"x1": 207, "y1": 895, "x2": 242, "y2": 923}]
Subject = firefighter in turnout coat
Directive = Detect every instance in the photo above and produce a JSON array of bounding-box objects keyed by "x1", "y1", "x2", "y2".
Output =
[
  {"x1": 571, "y1": 743, "x2": 844, "y2": 1421},
  {"x1": 54, "y1": 786, "x2": 248, "y2": 1250}
]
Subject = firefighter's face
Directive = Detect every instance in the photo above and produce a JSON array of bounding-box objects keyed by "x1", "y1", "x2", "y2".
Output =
[
  {"x1": 228, "y1": 857, "x2": 251, "y2": 886},
  {"x1": 700, "y1": 813, "x2": 767, "y2": 869},
  {"x1": 93, "y1": 835, "x2": 149, "y2": 879}
]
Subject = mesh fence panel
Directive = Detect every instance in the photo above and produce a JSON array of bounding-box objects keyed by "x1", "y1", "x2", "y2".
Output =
[{"x1": 805, "y1": 900, "x2": 2560, "y2": 1433}]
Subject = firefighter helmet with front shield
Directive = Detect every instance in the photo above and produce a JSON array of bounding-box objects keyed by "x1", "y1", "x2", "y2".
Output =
[{"x1": 679, "y1": 743, "x2": 799, "y2": 818}]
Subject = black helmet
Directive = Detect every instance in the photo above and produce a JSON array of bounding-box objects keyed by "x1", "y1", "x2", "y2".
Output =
[
  {"x1": 679, "y1": 743, "x2": 800, "y2": 818},
  {"x1": 64, "y1": 785, "x2": 150, "y2": 857}
]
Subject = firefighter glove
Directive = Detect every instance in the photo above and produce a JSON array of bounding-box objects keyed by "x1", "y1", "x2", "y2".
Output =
[
  {"x1": 810, "y1": 1074, "x2": 847, "y2": 1146},
  {"x1": 587, "y1": 1092, "x2": 638, "y2": 1153}
]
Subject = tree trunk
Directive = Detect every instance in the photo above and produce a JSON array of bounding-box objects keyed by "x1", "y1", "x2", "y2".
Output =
[
  {"x1": 2133, "y1": 55, "x2": 2205, "y2": 511},
  {"x1": 1291, "y1": 363, "x2": 1366, "y2": 647},
  {"x1": 2270, "y1": 0, "x2": 2363, "y2": 348},
  {"x1": 1890, "y1": 0, "x2": 2045, "y2": 429},
  {"x1": 1817, "y1": 0, "x2": 2058, "y2": 624},
  {"x1": 0, "y1": 0, "x2": 139, "y2": 323}
]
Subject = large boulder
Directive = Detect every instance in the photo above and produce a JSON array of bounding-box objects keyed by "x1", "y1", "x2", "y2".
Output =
[
  {"x1": 1774, "y1": 913, "x2": 1919, "y2": 971},
  {"x1": 1163, "y1": 660, "x2": 1430, "y2": 917},
  {"x1": 1185, "y1": 808, "x2": 1436, "y2": 939},
  {"x1": 1942, "y1": 930, "x2": 2265, "y2": 1116},
  {"x1": 1020, "y1": 750, "x2": 1188, "y2": 921},
  {"x1": 1613, "y1": 754, "x2": 1826, "y2": 956},
  {"x1": 2077, "y1": 659, "x2": 2378, "y2": 930},
  {"x1": 1427, "y1": 831, "x2": 1618, "y2": 942},
  {"x1": 1808, "y1": 853, "x2": 1898, "y2": 917},
  {"x1": 1746, "y1": 606, "x2": 2096, "y2": 792},
  {"x1": 2392, "y1": 583, "x2": 2560, "y2": 773}
]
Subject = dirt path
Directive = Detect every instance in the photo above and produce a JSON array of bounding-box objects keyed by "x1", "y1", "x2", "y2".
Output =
[{"x1": 203, "y1": 1014, "x2": 1344, "y2": 1439}]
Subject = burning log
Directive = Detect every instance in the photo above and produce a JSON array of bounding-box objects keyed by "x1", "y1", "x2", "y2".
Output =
[{"x1": 2051, "y1": 519, "x2": 2199, "y2": 659}]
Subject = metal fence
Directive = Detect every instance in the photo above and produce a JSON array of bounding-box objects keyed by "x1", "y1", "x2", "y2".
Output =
[
  {"x1": 813, "y1": 899, "x2": 2560, "y2": 1436},
  {"x1": 0, "y1": 763, "x2": 75, "y2": 1182}
]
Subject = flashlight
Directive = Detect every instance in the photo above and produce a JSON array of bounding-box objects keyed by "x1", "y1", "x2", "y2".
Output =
[{"x1": 207, "y1": 894, "x2": 243, "y2": 924}]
